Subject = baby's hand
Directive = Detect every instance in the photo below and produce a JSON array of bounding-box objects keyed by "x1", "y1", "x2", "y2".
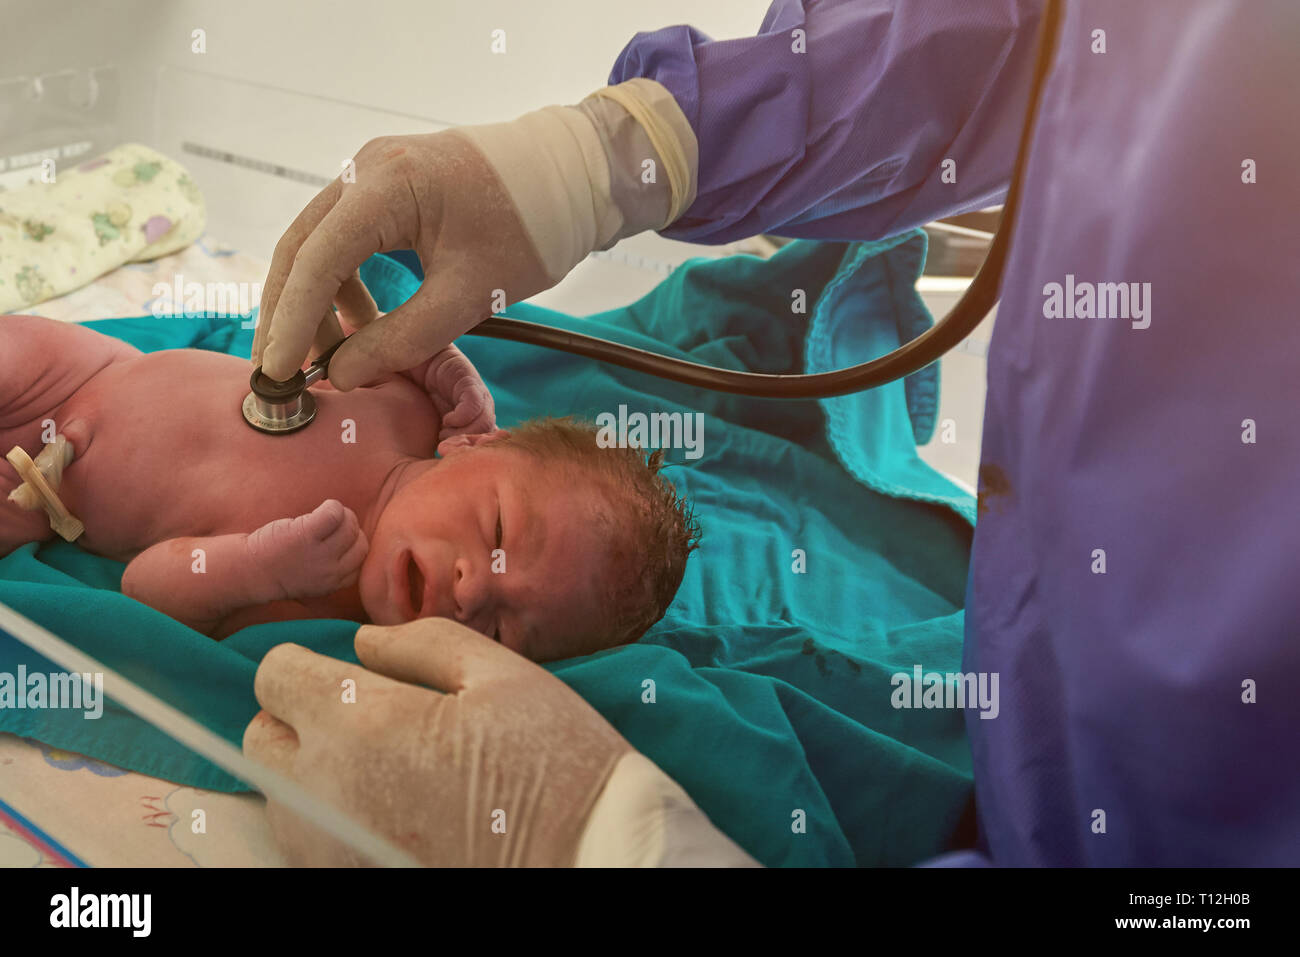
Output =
[
  {"x1": 245, "y1": 500, "x2": 369, "y2": 601},
  {"x1": 422, "y1": 345, "x2": 496, "y2": 443}
]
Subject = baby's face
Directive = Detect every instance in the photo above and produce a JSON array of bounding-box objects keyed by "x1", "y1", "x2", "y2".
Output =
[{"x1": 358, "y1": 440, "x2": 619, "y2": 662}]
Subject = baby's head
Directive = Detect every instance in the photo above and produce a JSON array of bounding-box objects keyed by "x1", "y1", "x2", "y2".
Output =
[{"x1": 359, "y1": 417, "x2": 700, "y2": 661}]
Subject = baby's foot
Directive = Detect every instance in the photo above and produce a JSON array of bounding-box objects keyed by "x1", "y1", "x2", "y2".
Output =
[{"x1": 245, "y1": 499, "x2": 369, "y2": 600}]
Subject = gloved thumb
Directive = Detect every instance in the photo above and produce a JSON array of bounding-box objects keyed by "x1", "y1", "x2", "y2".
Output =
[{"x1": 354, "y1": 617, "x2": 524, "y2": 694}]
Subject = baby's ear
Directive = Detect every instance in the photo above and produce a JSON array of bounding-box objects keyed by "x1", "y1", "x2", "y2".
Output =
[{"x1": 437, "y1": 428, "x2": 508, "y2": 459}]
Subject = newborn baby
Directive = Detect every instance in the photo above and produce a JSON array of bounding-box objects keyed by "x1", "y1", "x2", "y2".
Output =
[{"x1": 0, "y1": 314, "x2": 699, "y2": 661}]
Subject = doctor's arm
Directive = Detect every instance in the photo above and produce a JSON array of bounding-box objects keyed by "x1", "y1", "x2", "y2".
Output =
[{"x1": 610, "y1": 0, "x2": 1045, "y2": 244}]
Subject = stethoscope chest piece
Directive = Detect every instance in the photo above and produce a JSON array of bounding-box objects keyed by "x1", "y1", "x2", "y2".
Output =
[
  {"x1": 241, "y1": 336, "x2": 347, "y2": 434},
  {"x1": 242, "y1": 367, "x2": 317, "y2": 434}
]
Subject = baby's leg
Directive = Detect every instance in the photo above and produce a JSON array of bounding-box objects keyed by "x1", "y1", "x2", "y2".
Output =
[{"x1": 0, "y1": 315, "x2": 138, "y2": 554}]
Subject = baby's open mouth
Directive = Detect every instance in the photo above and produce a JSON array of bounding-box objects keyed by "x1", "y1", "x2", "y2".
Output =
[{"x1": 406, "y1": 553, "x2": 426, "y2": 620}]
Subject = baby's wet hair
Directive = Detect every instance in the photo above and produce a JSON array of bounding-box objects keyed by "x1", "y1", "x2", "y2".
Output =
[{"x1": 484, "y1": 416, "x2": 701, "y2": 647}]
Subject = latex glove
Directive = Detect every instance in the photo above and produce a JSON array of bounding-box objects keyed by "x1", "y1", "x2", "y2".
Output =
[
  {"x1": 252, "y1": 78, "x2": 698, "y2": 391},
  {"x1": 242, "y1": 618, "x2": 632, "y2": 867}
]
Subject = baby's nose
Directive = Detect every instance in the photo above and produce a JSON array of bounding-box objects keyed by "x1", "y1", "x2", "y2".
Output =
[{"x1": 452, "y1": 557, "x2": 489, "y2": 622}]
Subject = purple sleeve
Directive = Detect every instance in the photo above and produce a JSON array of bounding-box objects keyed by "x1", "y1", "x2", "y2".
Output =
[{"x1": 609, "y1": 0, "x2": 1044, "y2": 243}]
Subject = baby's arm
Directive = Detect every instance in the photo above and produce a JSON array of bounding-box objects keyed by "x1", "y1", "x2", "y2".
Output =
[
  {"x1": 121, "y1": 500, "x2": 367, "y2": 635},
  {"x1": 399, "y1": 345, "x2": 496, "y2": 443}
]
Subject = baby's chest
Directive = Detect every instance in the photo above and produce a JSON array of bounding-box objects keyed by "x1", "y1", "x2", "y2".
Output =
[
  {"x1": 67, "y1": 376, "x2": 438, "y2": 555},
  {"x1": 270, "y1": 382, "x2": 441, "y2": 468}
]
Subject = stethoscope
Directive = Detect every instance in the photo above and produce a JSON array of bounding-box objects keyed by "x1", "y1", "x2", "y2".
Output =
[{"x1": 244, "y1": 0, "x2": 1062, "y2": 433}]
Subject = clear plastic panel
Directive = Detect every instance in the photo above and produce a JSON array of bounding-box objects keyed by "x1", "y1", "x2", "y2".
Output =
[
  {"x1": 0, "y1": 65, "x2": 120, "y2": 191},
  {"x1": 150, "y1": 65, "x2": 449, "y2": 259}
]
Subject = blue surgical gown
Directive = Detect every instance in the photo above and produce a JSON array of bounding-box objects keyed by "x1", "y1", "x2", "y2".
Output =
[{"x1": 611, "y1": 0, "x2": 1300, "y2": 865}]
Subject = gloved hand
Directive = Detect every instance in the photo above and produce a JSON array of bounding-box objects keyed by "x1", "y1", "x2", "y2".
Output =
[
  {"x1": 242, "y1": 618, "x2": 632, "y2": 867},
  {"x1": 251, "y1": 78, "x2": 698, "y2": 391}
]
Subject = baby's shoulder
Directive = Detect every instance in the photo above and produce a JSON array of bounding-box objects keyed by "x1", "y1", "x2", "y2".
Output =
[{"x1": 338, "y1": 376, "x2": 440, "y2": 448}]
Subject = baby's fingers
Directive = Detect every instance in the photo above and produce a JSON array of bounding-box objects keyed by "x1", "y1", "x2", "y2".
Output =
[
  {"x1": 303, "y1": 499, "x2": 348, "y2": 541},
  {"x1": 440, "y1": 387, "x2": 490, "y2": 428},
  {"x1": 338, "y1": 534, "x2": 370, "y2": 587}
]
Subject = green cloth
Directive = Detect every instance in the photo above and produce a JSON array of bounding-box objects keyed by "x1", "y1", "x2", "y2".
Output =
[{"x1": 0, "y1": 234, "x2": 976, "y2": 866}]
